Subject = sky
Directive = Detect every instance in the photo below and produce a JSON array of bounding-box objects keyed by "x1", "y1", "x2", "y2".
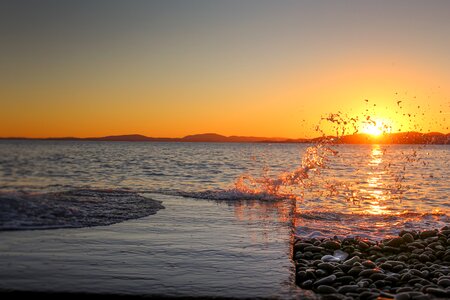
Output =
[{"x1": 1, "y1": 0, "x2": 449, "y2": 138}]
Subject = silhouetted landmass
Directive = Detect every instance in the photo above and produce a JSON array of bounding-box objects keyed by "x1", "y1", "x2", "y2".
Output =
[{"x1": 1, "y1": 132, "x2": 449, "y2": 144}]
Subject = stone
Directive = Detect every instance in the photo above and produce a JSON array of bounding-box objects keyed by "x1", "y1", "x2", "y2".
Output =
[
  {"x1": 420, "y1": 230, "x2": 437, "y2": 239},
  {"x1": 359, "y1": 269, "x2": 381, "y2": 277},
  {"x1": 394, "y1": 292, "x2": 411, "y2": 300},
  {"x1": 437, "y1": 278, "x2": 450, "y2": 287},
  {"x1": 370, "y1": 273, "x2": 387, "y2": 281},
  {"x1": 321, "y1": 255, "x2": 341, "y2": 263},
  {"x1": 300, "y1": 279, "x2": 313, "y2": 289},
  {"x1": 314, "y1": 274, "x2": 337, "y2": 287},
  {"x1": 402, "y1": 233, "x2": 415, "y2": 243},
  {"x1": 358, "y1": 241, "x2": 370, "y2": 250},
  {"x1": 318, "y1": 262, "x2": 336, "y2": 272},
  {"x1": 386, "y1": 237, "x2": 405, "y2": 247},
  {"x1": 304, "y1": 245, "x2": 325, "y2": 252},
  {"x1": 323, "y1": 240, "x2": 341, "y2": 250},
  {"x1": 316, "y1": 285, "x2": 337, "y2": 294},
  {"x1": 362, "y1": 260, "x2": 377, "y2": 268},
  {"x1": 343, "y1": 256, "x2": 360, "y2": 266},
  {"x1": 336, "y1": 285, "x2": 359, "y2": 294},
  {"x1": 426, "y1": 287, "x2": 448, "y2": 297}
]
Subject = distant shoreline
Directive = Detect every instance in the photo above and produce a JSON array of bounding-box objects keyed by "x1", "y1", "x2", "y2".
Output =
[{"x1": 0, "y1": 132, "x2": 449, "y2": 144}]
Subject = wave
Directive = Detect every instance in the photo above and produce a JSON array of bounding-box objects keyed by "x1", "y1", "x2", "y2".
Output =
[
  {"x1": 176, "y1": 189, "x2": 287, "y2": 201},
  {"x1": 0, "y1": 189, "x2": 164, "y2": 231},
  {"x1": 295, "y1": 209, "x2": 449, "y2": 240}
]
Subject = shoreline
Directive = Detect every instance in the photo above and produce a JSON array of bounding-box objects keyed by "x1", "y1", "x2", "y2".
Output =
[{"x1": 294, "y1": 227, "x2": 450, "y2": 299}]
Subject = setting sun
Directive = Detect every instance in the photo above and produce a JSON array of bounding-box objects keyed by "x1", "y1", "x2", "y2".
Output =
[
  {"x1": 360, "y1": 122, "x2": 383, "y2": 136},
  {"x1": 359, "y1": 118, "x2": 394, "y2": 137}
]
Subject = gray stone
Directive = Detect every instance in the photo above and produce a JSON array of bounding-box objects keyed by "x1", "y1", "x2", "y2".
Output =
[
  {"x1": 314, "y1": 274, "x2": 337, "y2": 287},
  {"x1": 437, "y1": 278, "x2": 450, "y2": 287},
  {"x1": 316, "y1": 285, "x2": 337, "y2": 294},
  {"x1": 322, "y1": 240, "x2": 341, "y2": 250},
  {"x1": 318, "y1": 262, "x2": 336, "y2": 272},
  {"x1": 337, "y1": 284, "x2": 359, "y2": 293},
  {"x1": 402, "y1": 233, "x2": 415, "y2": 243},
  {"x1": 426, "y1": 287, "x2": 448, "y2": 297},
  {"x1": 362, "y1": 260, "x2": 377, "y2": 268},
  {"x1": 386, "y1": 237, "x2": 405, "y2": 247}
]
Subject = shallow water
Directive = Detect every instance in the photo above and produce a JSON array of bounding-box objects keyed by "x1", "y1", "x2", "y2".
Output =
[{"x1": 0, "y1": 194, "x2": 315, "y2": 299}]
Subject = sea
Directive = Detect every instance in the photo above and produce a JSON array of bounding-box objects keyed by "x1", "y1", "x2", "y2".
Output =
[{"x1": 0, "y1": 140, "x2": 448, "y2": 298}]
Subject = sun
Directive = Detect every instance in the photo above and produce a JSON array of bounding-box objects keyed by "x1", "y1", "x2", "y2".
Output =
[
  {"x1": 361, "y1": 123, "x2": 383, "y2": 136},
  {"x1": 359, "y1": 118, "x2": 392, "y2": 136}
]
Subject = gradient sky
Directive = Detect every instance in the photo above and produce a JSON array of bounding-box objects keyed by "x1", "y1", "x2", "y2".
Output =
[{"x1": 1, "y1": 0, "x2": 449, "y2": 138}]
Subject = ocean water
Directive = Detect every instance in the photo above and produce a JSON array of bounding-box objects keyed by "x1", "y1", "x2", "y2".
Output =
[
  {"x1": 0, "y1": 140, "x2": 449, "y2": 297},
  {"x1": 0, "y1": 140, "x2": 448, "y2": 238}
]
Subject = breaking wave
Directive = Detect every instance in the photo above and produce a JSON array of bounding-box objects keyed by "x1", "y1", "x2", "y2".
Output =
[{"x1": 0, "y1": 189, "x2": 164, "y2": 231}]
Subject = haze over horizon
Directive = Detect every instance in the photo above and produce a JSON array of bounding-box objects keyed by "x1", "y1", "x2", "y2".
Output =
[{"x1": 1, "y1": 0, "x2": 449, "y2": 138}]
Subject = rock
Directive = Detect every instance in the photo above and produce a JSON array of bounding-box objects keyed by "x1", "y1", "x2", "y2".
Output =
[
  {"x1": 314, "y1": 274, "x2": 337, "y2": 287},
  {"x1": 379, "y1": 291, "x2": 395, "y2": 299},
  {"x1": 359, "y1": 269, "x2": 381, "y2": 277},
  {"x1": 304, "y1": 245, "x2": 325, "y2": 252},
  {"x1": 362, "y1": 260, "x2": 377, "y2": 268},
  {"x1": 316, "y1": 285, "x2": 337, "y2": 294},
  {"x1": 300, "y1": 279, "x2": 313, "y2": 289},
  {"x1": 359, "y1": 291, "x2": 380, "y2": 299},
  {"x1": 394, "y1": 292, "x2": 411, "y2": 300},
  {"x1": 386, "y1": 237, "x2": 405, "y2": 247},
  {"x1": 437, "y1": 278, "x2": 450, "y2": 287},
  {"x1": 383, "y1": 246, "x2": 400, "y2": 253},
  {"x1": 294, "y1": 242, "x2": 312, "y2": 251},
  {"x1": 337, "y1": 284, "x2": 359, "y2": 293},
  {"x1": 402, "y1": 233, "x2": 415, "y2": 243},
  {"x1": 370, "y1": 273, "x2": 387, "y2": 281},
  {"x1": 348, "y1": 266, "x2": 363, "y2": 276},
  {"x1": 420, "y1": 230, "x2": 437, "y2": 239},
  {"x1": 315, "y1": 269, "x2": 328, "y2": 277},
  {"x1": 344, "y1": 256, "x2": 360, "y2": 266},
  {"x1": 318, "y1": 262, "x2": 336, "y2": 272},
  {"x1": 333, "y1": 250, "x2": 348, "y2": 261},
  {"x1": 321, "y1": 255, "x2": 341, "y2": 263},
  {"x1": 426, "y1": 287, "x2": 448, "y2": 297},
  {"x1": 358, "y1": 241, "x2": 370, "y2": 250},
  {"x1": 336, "y1": 275, "x2": 354, "y2": 284},
  {"x1": 323, "y1": 240, "x2": 341, "y2": 250},
  {"x1": 419, "y1": 254, "x2": 429, "y2": 262}
]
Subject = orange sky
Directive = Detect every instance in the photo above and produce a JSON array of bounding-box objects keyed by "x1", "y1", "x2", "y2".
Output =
[{"x1": 1, "y1": 1, "x2": 449, "y2": 138}]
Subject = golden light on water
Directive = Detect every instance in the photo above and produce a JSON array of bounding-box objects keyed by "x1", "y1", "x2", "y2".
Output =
[{"x1": 361, "y1": 145, "x2": 391, "y2": 215}]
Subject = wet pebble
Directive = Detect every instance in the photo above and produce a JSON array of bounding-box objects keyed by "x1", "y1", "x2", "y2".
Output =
[
  {"x1": 316, "y1": 285, "x2": 337, "y2": 294},
  {"x1": 295, "y1": 228, "x2": 450, "y2": 300}
]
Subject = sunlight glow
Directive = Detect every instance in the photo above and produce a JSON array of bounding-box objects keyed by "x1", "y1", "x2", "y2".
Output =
[{"x1": 359, "y1": 118, "x2": 393, "y2": 136}]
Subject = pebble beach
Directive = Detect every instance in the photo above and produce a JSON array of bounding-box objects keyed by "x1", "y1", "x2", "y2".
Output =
[{"x1": 294, "y1": 227, "x2": 450, "y2": 299}]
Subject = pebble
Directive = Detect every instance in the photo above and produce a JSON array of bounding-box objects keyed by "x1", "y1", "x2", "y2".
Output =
[
  {"x1": 323, "y1": 240, "x2": 341, "y2": 250},
  {"x1": 316, "y1": 285, "x2": 337, "y2": 294},
  {"x1": 402, "y1": 233, "x2": 415, "y2": 243},
  {"x1": 336, "y1": 285, "x2": 359, "y2": 294},
  {"x1": 386, "y1": 237, "x2": 405, "y2": 247},
  {"x1": 314, "y1": 274, "x2": 336, "y2": 286},
  {"x1": 294, "y1": 228, "x2": 450, "y2": 300},
  {"x1": 437, "y1": 278, "x2": 450, "y2": 287},
  {"x1": 321, "y1": 255, "x2": 341, "y2": 262}
]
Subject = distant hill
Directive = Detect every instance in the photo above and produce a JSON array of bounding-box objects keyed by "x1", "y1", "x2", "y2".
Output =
[{"x1": 1, "y1": 132, "x2": 449, "y2": 144}]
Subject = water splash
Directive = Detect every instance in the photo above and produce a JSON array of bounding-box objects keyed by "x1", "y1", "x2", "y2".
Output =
[{"x1": 232, "y1": 100, "x2": 436, "y2": 205}]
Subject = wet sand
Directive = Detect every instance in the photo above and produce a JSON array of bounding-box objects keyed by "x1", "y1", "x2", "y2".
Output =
[{"x1": 0, "y1": 194, "x2": 315, "y2": 299}]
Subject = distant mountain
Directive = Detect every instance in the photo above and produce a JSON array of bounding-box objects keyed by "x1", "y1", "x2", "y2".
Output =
[
  {"x1": 181, "y1": 133, "x2": 230, "y2": 142},
  {"x1": 1, "y1": 132, "x2": 449, "y2": 144}
]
